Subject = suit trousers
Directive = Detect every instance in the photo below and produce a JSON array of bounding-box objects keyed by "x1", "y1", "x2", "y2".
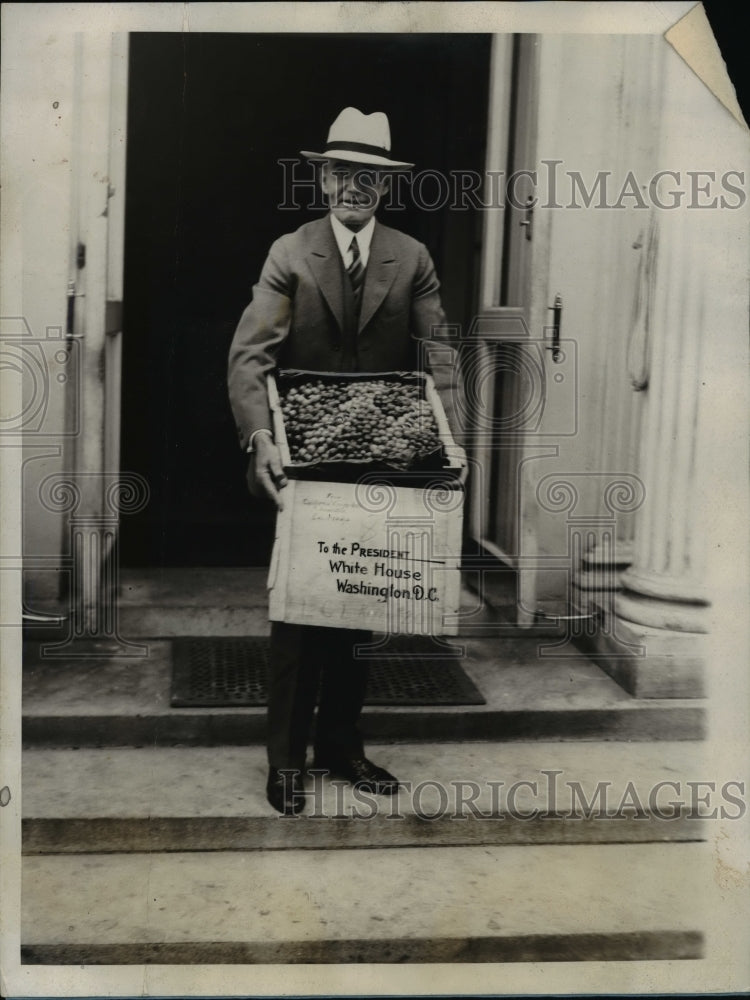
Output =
[{"x1": 266, "y1": 621, "x2": 371, "y2": 770}]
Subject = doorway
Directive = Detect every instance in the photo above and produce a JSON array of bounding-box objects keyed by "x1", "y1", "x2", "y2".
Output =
[{"x1": 119, "y1": 32, "x2": 491, "y2": 567}]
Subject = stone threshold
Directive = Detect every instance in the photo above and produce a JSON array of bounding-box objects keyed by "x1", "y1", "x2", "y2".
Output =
[{"x1": 22, "y1": 637, "x2": 707, "y2": 746}]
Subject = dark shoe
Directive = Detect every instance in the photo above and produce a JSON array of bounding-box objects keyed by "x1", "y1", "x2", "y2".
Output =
[
  {"x1": 312, "y1": 755, "x2": 400, "y2": 795},
  {"x1": 266, "y1": 767, "x2": 306, "y2": 815}
]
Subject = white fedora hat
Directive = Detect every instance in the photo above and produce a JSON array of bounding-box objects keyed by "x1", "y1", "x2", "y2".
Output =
[{"x1": 301, "y1": 106, "x2": 414, "y2": 170}]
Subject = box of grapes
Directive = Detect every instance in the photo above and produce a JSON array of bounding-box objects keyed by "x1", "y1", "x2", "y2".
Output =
[{"x1": 266, "y1": 370, "x2": 465, "y2": 635}]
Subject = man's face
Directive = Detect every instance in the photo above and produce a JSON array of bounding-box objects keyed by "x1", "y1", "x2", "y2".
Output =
[{"x1": 320, "y1": 160, "x2": 389, "y2": 231}]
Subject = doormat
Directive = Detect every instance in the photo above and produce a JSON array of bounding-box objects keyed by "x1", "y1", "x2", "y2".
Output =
[{"x1": 170, "y1": 636, "x2": 485, "y2": 707}]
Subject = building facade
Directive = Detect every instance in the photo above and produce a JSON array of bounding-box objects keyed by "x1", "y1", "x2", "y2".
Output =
[{"x1": 4, "y1": 16, "x2": 748, "y2": 701}]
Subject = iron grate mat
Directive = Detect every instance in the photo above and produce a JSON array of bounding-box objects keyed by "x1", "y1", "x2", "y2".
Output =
[{"x1": 170, "y1": 636, "x2": 485, "y2": 707}]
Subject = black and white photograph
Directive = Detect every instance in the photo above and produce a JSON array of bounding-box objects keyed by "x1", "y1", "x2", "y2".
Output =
[{"x1": 1, "y1": 2, "x2": 748, "y2": 998}]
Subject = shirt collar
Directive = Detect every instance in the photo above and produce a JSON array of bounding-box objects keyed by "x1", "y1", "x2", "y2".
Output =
[{"x1": 329, "y1": 214, "x2": 376, "y2": 263}]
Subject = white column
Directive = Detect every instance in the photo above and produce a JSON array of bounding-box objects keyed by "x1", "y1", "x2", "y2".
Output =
[
  {"x1": 577, "y1": 36, "x2": 662, "y2": 594},
  {"x1": 584, "y1": 40, "x2": 748, "y2": 697},
  {"x1": 615, "y1": 204, "x2": 711, "y2": 634}
]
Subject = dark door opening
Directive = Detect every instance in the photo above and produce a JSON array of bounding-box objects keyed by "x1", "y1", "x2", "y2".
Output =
[{"x1": 120, "y1": 32, "x2": 491, "y2": 567}]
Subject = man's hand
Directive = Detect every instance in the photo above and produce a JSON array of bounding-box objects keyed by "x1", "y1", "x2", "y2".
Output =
[{"x1": 248, "y1": 432, "x2": 288, "y2": 510}]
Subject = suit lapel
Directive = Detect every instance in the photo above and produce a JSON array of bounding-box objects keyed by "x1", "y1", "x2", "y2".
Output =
[
  {"x1": 306, "y1": 217, "x2": 346, "y2": 334},
  {"x1": 358, "y1": 222, "x2": 398, "y2": 333}
]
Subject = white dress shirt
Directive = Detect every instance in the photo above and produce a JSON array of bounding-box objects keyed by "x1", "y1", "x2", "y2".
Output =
[{"x1": 329, "y1": 213, "x2": 375, "y2": 268}]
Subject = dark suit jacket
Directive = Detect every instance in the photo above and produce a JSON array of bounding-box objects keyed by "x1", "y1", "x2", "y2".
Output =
[{"x1": 228, "y1": 215, "x2": 449, "y2": 450}]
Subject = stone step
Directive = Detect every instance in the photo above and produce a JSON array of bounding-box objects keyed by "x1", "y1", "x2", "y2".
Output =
[
  {"x1": 23, "y1": 742, "x2": 712, "y2": 853},
  {"x1": 22, "y1": 636, "x2": 706, "y2": 747},
  {"x1": 21, "y1": 842, "x2": 707, "y2": 964}
]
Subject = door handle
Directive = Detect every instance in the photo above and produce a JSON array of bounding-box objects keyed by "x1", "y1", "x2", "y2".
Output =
[{"x1": 546, "y1": 294, "x2": 563, "y2": 363}]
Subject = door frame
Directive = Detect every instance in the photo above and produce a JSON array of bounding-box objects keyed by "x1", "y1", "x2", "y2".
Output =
[
  {"x1": 467, "y1": 32, "x2": 546, "y2": 624},
  {"x1": 64, "y1": 30, "x2": 130, "y2": 633}
]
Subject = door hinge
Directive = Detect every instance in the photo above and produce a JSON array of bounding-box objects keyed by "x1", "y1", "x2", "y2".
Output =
[
  {"x1": 105, "y1": 300, "x2": 123, "y2": 336},
  {"x1": 519, "y1": 195, "x2": 534, "y2": 241},
  {"x1": 66, "y1": 280, "x2": 85, "y2": 339}
]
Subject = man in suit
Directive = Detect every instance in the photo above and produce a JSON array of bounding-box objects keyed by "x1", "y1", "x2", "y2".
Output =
[{"x1": 228, "y1": 107, "x2": 462, "y2": 814}]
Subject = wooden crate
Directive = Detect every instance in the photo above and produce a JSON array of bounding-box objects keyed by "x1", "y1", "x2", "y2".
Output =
[{"x1": 266, "y1": 371, "x2": 465, "y2": 636}]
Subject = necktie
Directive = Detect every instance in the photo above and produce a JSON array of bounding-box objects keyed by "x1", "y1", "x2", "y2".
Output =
[{"x1": 347, "y1": 236, "x2": 365, "y2": 310}]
